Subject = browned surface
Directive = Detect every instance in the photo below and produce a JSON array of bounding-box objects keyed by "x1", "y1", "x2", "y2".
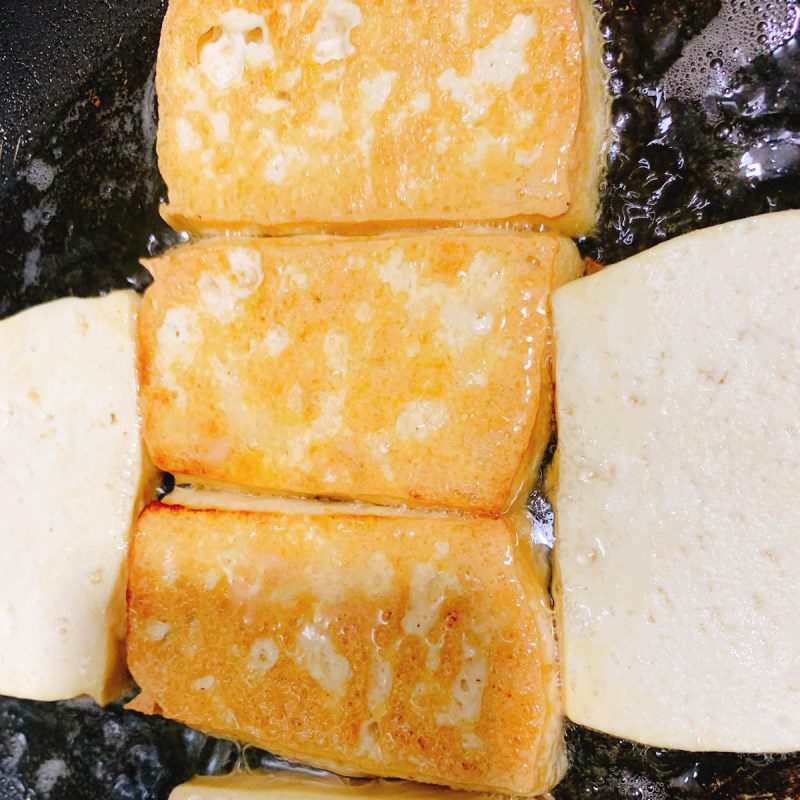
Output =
[
  {"x1": 156, "y1": 0, "x2": 605, "y2": 235},
  {"x1": 138, "y1": 232, "x2": 581, "y2": 513},
  {"x1": 127, "y1": 503, "x2": 563, "y2": 795}
]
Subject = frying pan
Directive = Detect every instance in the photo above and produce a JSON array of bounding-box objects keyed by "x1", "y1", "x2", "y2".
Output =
[{"x1": 1, "y1": 0, "x2": 800, "y2": 797}]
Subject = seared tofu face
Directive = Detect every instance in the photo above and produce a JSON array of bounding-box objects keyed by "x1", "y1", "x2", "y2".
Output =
[
  {"x1": 128, "y1": 504, "x2": 563, "y2": 795},
  {"x1": 0, "y1": 292, "x2": 152, "y2": 704},
  {"x1": 138, "y1": 233, "x2": 581, "y2": 513},
  {"x1": 553, "y1": 210, "x2": 800, "y2": 753},
  {"x1": 169, "y1": 773, "x2": 490, "y2": 800},
  {"x1": 157, "y1": 0, "x2": 605, "y2": 235}
]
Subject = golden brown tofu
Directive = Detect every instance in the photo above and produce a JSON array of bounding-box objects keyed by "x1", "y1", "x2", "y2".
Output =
[
  {"x1": 169, "y1": 772, "x2": 499, "y2": 800},
  {"x1": 127, "y1": 502, "x2": 563, "y2": 795},
  {"x1": 138, "y1": 232, "x2": 581, "y2": 514},
  {"x1": 156, "y1": 0, "x2": 608, "y2": 236}
]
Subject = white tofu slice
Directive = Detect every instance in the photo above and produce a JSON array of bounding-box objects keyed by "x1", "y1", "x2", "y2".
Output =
[
  {"x1": 0, "y1": 291, "x2": 155, "y2": 704},
  {"x1": 169, "y1": 773, "x2": 479, "y2": 800},
  {"x1": 553, "y1": 210, "x2": 800, "y2": 752}
]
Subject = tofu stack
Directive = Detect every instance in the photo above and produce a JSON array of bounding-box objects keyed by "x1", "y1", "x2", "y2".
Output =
[
  {"x1": 126, "y1": 0, "x2": 609, "y2": 794},
  {"x1": 553, "y1": 210, "x2": 800, "y2": 753},
  {"x1": 130, "y1": 228, "x2": 580, "y2": 794},
  {"x1": 8, "y1": 0, "x2": 800, "y2": 789}
]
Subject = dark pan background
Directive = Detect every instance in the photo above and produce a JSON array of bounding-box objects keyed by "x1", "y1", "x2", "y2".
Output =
[{"x1": 1, "y1": 0, "x2": 800, "y2": 797}]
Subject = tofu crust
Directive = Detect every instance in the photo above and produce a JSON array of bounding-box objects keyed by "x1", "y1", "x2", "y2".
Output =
[
  {"x1": 168, "y1": 773, "x2": 507, "y2": 799},
  {"x1": 156, "y1": 0, "x2": 607, "y2": 235},
  {"x1": 138, "y1": 232, "x2": 581, "y2": 514},
  {"x1": 127, "y1": 502, "x2": 564, "y2": 795}
]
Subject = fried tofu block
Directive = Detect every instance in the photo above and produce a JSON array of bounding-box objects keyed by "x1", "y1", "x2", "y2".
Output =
[
  {"x1": 553, "y1": 210, "x2": 800, "y2": 751},
  {"x1": 139, "y1": 232, "x2": 581, "y2": 514},
  {"x1": 169, "y1": 773, "x2": 491, "y2": 800},
  {"x1": 156, "y1": 0, "x2": 608, "y2": 236},
  {"x1": 127, "y1": 502, "x2": 563, "y2": 795},
  {"x1": 0, "y1": 292, "x2": 156, "y2": 704}
]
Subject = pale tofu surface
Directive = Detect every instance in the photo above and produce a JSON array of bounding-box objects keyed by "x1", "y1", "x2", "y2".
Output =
[
  {"x1": 157, "y1": 0, "x2": 606, "y2": 236},
  {"x1": 553, "y1": 210, "x2": 800, "y2": 752},
  {"x1": 127, "y1": 503, "x2": 563, "y2": 795},
  {"x1": 139, "y1": 232, "x2": 581, "y2": 514},
  {"x1": 169, "y1": 773, "x2": 488, "y2": 800},
  {"x1": 0, "y1": 292, "x2": 151, "y2": 704}
]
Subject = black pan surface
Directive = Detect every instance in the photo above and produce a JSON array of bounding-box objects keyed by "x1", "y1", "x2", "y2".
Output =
[{"x1": 1, "y1": 0, "x2": 799, "y2": 797}]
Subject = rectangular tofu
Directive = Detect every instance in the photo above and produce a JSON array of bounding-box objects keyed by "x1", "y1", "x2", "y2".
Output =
[
  {"x1": 156, "y1": 0, "x2": 608, "y2": 236},
  {"x1": 138, "y1": 232, "x2": 581, "y2": 514},
  {"x1": 0, "y1": 292, "x2": 155, "y2": 704},
  {"x1": 127, "y1": 501, "x2": 563, "y2": 795},
  {"x1": 169, "y1": 773, "x2": 490, "y2": 800},
  {"x1": 553, "y1": 210, "x2": 800, "y2": 752}
]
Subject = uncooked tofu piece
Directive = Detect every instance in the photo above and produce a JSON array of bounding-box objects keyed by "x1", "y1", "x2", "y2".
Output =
[
  {"x1": 0, "y1": 292, "x2": 155, "y2": 704},
  {"x1": 138, "y1": 232, "x2": 581, "y2": 514},
  {"x1": 553, "y1": 210, "x2": 800, "y2": 752},
  {"x1": 127, "y1": 502, "x2": 563, "y2": 795},
  {"x1": 169, "y1": 773, "x2": 491, "y2": 800},
  {"x1": 156, "y1": 0, "x2": 608, "y2": 236}
]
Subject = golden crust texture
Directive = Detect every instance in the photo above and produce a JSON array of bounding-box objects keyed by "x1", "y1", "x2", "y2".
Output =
[
  {"x1": 157, "y1": 0, "x2": 606, "y2": 236},
  {"x1": 127, "y1": 503, "x2": 563, "y2": 795},
  {"x1": 168, "y1": 772, "x2": 512, "y2": 799},
  {"x1": 138, "y1": 232, "x2": 581, "y2": 514}
]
